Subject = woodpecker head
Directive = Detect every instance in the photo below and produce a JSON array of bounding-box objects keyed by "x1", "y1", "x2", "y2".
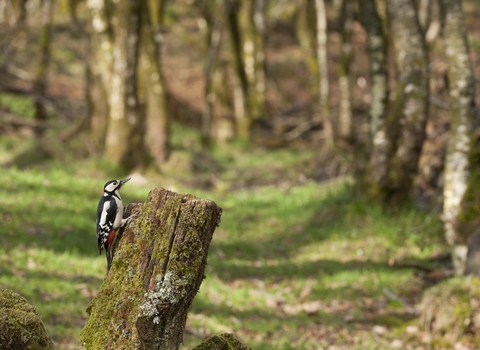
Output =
[{"x1": 103, "y1": 178, "x2": 131, "y2": 196}]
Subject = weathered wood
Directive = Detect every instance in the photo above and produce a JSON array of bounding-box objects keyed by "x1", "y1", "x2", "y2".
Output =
[{"x1": 81, "y1": 188, "x2": 222, "y2": 350}]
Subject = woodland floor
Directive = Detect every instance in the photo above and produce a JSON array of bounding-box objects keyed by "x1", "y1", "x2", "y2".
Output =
[{"x1": 2, "y1": 1, "x2": 480, "y2": 349}]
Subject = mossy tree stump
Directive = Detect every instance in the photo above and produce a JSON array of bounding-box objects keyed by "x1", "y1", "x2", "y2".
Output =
[{"x1": 81, "y1": 188, "x2": 222, "y2": 350}]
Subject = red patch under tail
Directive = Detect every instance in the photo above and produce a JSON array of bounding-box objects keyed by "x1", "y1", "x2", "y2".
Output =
[{"x1": 107, "y1": 230, "x2": 116, "y2": 248}]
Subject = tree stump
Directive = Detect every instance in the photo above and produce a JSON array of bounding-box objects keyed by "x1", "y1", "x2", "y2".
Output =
[
  {"x1": 0, "y1": 288, "x2": 54, "y2": 350},
  {"x1": 81, "y1": 188, "x2": 222, "y2": 350}
]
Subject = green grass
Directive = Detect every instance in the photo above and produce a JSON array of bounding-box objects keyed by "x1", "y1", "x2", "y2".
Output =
[
  {"x1": 0, "y1": 93, "x2": 36, "y2": 118},
  {"x1": 0, "y1": 131, "x2": 448, "y2": 349}
]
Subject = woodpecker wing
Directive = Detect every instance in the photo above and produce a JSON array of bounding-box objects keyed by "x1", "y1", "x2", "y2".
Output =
[{"x1": 96, "y1": 195, "x2": 118, "y2": 254}]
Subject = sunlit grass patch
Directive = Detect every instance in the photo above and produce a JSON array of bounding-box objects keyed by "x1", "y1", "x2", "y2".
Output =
[
  {"x1": 0, "y1": 93, "x2": 36, "y2": 118},
  {"x1": 184, "y1": 178, "x2": 445, "y2": 349}
]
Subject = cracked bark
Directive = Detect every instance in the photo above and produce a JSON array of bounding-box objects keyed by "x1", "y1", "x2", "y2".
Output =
[{"x1": 81, "y1": 188, "x2": 222, "y2": 350}]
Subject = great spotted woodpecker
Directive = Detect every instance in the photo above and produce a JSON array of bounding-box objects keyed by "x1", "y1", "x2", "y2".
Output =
[{"x1": 96, "y1": 178, "x2": 132, "y2": 270}]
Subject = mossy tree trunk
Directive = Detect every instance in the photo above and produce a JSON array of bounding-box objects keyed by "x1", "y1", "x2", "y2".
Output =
[
  {"x1": 296, "y1": 0, "x2": 319, "y2": 108},
  {"x1": 381, "y1": 0, "x2": 429, "y2": 204},
  {"x1": 87, "y1": 0, "x2": 148, "y2": 170},
  {"x1": 225, "y1": 0, "x2": 250, "y2": 139},
  {"x1": 197, "y1": 0, "x2": 225, "y2": 146},
  {"x1": 33, "y1": 0, "x2": 54, "y2": 137},
  {"x1": 140, "y1": 0, "x2": 170, "y2": 167},
  {"x1": 388, "y1": 0, "x2": 430, "y2": 204},
  {"x1": 359, "y1": 0, "x2": 389, "y2": 138},
  {"x1": 86, "y1": 0, "x2": 113, "y2": 148},
  {"x1": 103, "y1": 0, "x2": 147, "y2": 170},
  {"x1": 336, "y1": 0, "x2": 353, "y2": 144},
  {"x1": 81, "y1": 188, "x2": 222, "y2": 350},
  {"x1": 439, "y1": 0, "x2": 477, "y2": 276},
  {"x1": 246, "y1": 0, "x2": 268, "y2": 120},
  {"x1": 314, "y1": 0, "x2": 333, "y2": 145},
  {"x1": 359, "y1": 0, "x2": 390, "y2": 199}
]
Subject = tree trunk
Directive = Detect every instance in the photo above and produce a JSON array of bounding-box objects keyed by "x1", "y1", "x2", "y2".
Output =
[
  {"x1": 248, "y1": 0, "x2": 268, "y2": 120},
  {"x1": 384, "y1": 0, "x2": 429, "y2": 204},
  {"x1": 197, "y1": 0, "x2": 225, "y2": 147},
  {"x1": 314, "y1": 0, "x2": 333, "y2": 144},
  {"x1": 81, "y1": 188, "x2": 222, "y2": 350},
  {"x1": 417, "y1": 0, "x2": 431, "y2": 33},
  {"x1": 296, "y1": 0, "x2": 319, "y2": 112},
  {"x1": 336, "y1": 0, "x2": 353, "y2": 143},
  {"x1": 86, "y1": 0, "x2": 113, "y2": 147},
  {"x1": 140, "y1": 0, "x2": 170, "y2": 166},
  {"x1": 359, "y1": 0, "x2": 390, "y2": 198},
  {"x1": 103, "y1": 0, "x2": 147, "y2": 170},
  {"x1": 439, "y1": 0, "x2": 477, "y2": 276},
  {"x1": 225, "y1": 0, "x2": 250, "y2": 139},
  {"x1": 33, "y1": 0, "x2": 54, "y2": 137},
  {"x1": 17, "y1": 0, "x2": 28, "y2": 23}
]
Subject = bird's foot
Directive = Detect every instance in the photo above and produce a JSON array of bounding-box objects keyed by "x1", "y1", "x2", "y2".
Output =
[{"x1": 121, "y1": 212, "x2": 138, "y2": 227}]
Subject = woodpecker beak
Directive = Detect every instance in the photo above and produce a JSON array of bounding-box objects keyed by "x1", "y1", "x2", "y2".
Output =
[{"x1": 119, "y1": 178, "x2": 131, "y2": 187}]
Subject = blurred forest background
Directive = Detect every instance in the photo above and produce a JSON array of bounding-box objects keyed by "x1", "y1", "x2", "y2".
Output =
[{"x1": 1, "y1": 0, "x2": 480, "y2": 349}]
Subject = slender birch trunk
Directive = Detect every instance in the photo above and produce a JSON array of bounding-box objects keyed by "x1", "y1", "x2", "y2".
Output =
[
  {"x1": 314, "y1": 0, "x2": 333, "y2": 144},
  {"x1": 359, "y1": 0, "x2": 390, "y2": 199},
  {"x1": 337, "y1": 0, "x2": 353, "y2": 143},
  {"x1": 225, "y1": 0, "x2": 250, "y2": 139},
  {"x1": 439, "y1": 0, "x2": 477, "y2": 275},
  {"x1": 140, "y1": 0, "x2": 170, "y2": 166},
  {"x1": 33, "y1": 0, "x2": 54, "y2": 137},
  {"x1": 86, "y1": 0, "x2": 113, "y2": 147}
]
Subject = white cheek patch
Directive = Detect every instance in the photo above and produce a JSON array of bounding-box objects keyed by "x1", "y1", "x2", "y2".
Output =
[{"x1": 105, "y1": 182, "x2": 118, "y2": 192}]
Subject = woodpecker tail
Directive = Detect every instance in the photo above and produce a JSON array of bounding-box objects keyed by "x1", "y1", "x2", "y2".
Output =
[
  {"x1": 105, "y1": 245, "x2": 112, "y2": 270},
  {"x1": 105, "y1": 230, "x2": 116, "y2": 270}
]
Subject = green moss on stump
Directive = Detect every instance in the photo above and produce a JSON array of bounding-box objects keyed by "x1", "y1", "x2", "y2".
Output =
[
  {"x1": 192, "y1": 333, "x2": 252, "y2": 350},
  {"x1": 0, "y1": 288, "x2": 54, "y2": 350}
]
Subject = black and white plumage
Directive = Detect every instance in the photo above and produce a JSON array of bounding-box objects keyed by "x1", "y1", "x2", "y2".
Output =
[{"x1": 96, "y1": 178, "x2": 132, "y2": 270}]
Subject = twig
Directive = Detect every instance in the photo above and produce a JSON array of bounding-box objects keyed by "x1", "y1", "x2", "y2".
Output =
[
  {"x1": 284, "y1": 118, "x2": 322, "y2": 141},
  {"x1": 383, "y1": 287, "x2": 416, "y2": 314}
]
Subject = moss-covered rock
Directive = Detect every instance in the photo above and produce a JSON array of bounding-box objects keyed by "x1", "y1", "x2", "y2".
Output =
[
  {"x1": 0, "y1": 288, "x2": 54, "y2": 350},
  {"x1": 419, "y1": 277, "x2": 480, "y2": 346},
  {"x1": 192, "y1": 333, "x2": 252, "y2": 350},
  {"x1": 81, "y1": 188, "x2": 222, "y2": 350}
]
